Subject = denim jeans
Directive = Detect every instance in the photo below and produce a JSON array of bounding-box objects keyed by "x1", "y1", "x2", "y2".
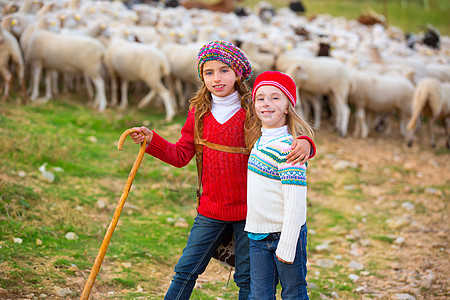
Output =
[
  {"x1": 165, "y1": 213, "x2": 251, "y2": 300},
  {"x1": 249, "y1": 224, "x2": 308, "y2": 300}
]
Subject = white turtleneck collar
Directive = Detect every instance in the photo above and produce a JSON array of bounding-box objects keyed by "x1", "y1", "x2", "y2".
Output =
[
  {"x1": 259, "y1": 125, "x2": 289, "y2": 145},
  {"x1": 211, "y1": 90, "x2": 241, "y2": 124}
]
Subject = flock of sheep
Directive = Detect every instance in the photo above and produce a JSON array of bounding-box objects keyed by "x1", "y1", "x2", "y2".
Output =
[{"x1": 1, "y1": 0, "x2": 449, "y2": 148}]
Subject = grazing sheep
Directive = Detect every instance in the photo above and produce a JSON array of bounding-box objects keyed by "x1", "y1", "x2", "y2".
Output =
[
  {"x1": 406, "y1": 77, "x2": 450, "y2": 148},
  {"x1": 160, "y1": 41, "x2": 200, "y2": 111},
  {"x1": 181, "y1": 0, "x2": 242, "y2": 13},
  {"x1": 1, "y1": 1, "x2": 57, "y2": 40},
  {"x1": 1, "y1": 13, "x2": 36, "y2": 40},
  {"x1": 18, "y1": 0, "x2": 44, "y2": 14},
  {"x1": 0, "y1": 27, "x2": 26, "y2": 102},
  {"x1": 26, "y1": 25, "x2": 107, "y2": 111},
  {"x1": 425, "y1": 63, "x2": 450, "y2": 83},
  {"x1": 349, "y1": 69, "x2": 415, "y2": 138},
  {"x1": 285, "y1": 57, "x2": 352, "y2": 137},
  {"x1": 104, "y1": 34, "x2": 175, "y2": 121},
  {"x1": 238, "y1": 39, "x2": 275, "y2": 77}
]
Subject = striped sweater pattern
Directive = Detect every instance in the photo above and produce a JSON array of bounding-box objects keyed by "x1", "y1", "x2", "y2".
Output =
[{"x1": 248, "y1": 136, "x2": 307, "y2": 186}]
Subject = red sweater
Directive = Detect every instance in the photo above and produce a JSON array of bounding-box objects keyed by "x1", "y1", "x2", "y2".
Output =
[{"x1": 146, "y1": 108, "x2": 249, "y2": 221}]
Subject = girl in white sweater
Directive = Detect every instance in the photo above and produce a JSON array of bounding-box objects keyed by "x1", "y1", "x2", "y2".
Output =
[{"x1": 245, "y1": 71, "x2": 314, "y2": 300}]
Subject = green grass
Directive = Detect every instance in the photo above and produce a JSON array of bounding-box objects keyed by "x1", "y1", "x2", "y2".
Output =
[
  {"x1": 0, "y1": 99, "x2": 237, "y2": 298},
  {"x1": 242, "y1": 0, "x2": 450, "y2": 35}
]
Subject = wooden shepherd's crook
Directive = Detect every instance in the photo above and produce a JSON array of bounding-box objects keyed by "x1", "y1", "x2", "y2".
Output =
[{"x1": 80, "y1": 129, "x2": 146, "y2": 300}]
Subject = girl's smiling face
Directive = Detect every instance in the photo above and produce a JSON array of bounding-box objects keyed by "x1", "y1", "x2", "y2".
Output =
[
  {"x1": 202, "y1": 60, "x2": 237, "y2": 97},
  {"x1": 254, "y1": 85, "x2": 289, "y2": 129}
]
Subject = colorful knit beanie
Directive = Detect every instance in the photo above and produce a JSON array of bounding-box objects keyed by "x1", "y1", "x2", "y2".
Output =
[
  {"x1": 197, "y1": 40, "x2": 253, "y2": 82},
  {"x1": 252, "y1": 71, "x2": 297, "y2": 107}
]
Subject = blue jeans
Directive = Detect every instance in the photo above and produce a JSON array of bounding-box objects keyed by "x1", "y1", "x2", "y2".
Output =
[
  {"x1": 249, "y1": 224, "x2": 308, "y2": 300},
  {"x1": 165, "y1": 213, "x2": 251, "y2": 300}
]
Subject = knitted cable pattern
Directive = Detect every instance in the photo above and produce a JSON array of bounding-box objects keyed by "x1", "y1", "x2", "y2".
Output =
[{"x1": 197, "y1": 40, "x2": 253, "y2": 81}]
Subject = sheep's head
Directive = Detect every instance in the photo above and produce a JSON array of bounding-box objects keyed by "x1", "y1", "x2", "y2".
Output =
[{"x1": 286, "y1": 64, "x2": 308, "y2": 85}]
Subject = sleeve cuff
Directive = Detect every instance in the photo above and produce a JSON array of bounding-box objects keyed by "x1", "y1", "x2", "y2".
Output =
[
  {"x1": 145, "y1": 131, "x2": 167, "y2": 158},
  {"x1": 297, "y1": 135, "x2": 316, "y2": 159}
]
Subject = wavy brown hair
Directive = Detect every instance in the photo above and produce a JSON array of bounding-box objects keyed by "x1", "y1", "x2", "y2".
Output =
[{"x1": 189, "y1": 79, "x2": 260, "y2": 150}]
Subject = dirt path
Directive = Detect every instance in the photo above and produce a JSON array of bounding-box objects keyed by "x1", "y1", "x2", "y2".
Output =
[{"x1": 303, "y1": 127, "x2": 449, "y2": 299}]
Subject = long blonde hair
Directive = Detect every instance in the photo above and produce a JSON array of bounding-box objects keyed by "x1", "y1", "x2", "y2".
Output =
[
  {"x1": 246, "y1": 102, "x2": 314, "y2": 150},
  {"x1": 189, "y1": 79, "x2": 260, "y2": 149},
  {"x1": 287, "y1": 104, "x2": 314, "y2": 140}
]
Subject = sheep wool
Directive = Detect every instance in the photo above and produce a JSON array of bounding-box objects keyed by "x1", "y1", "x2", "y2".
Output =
[
  {"x1": 197, "y1": 40, "x2": 252, "y2": 81},
  {"x1": 252, "y1": 71, "x2": 297, "y2": 107}
]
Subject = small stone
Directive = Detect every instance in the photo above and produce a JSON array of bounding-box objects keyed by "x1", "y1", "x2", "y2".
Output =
[
  {"x1": 354, "y1": 285, "x2": 367, "y2": 293},
  {"x1": 344, "y1": 185, "x2": 356, "y2": 190},
  {"x1": 52, "y1": 167, "x2": 64, "y2": 172},
  {"x1": 55, "y1": 287, "x2": 72, "y2": 297},
  {"x1": 419, "y1": 271, "x2": 434, "y2": 289},
  {"x1": 394, "y1": 237, "x2": 406, "y2": 244},
  {"x1": 401, "y1": 202, "x2": 415, "y2": 211},
  {"x1": 96, "y1": 200, "x2": 107, "y2": 210},
  {"x1": 13, "y1": 237, "x2": 23, "y2": 244},
  {"x1": 392, "y1": 293, "x2": 416, "y2": 300},
  {"x1": 317, "y1": 259, "x2": 335, "y2": 268},
  {"x1": 36, "y1": 239, "x2": 43, "y2": 245},
  {"x1": 122, "y1": 262, "x2": 132, "y2": 268},
  {"x1": 348, "y1": 260, "x2": 364, "y2": 270},
  {"x1": 386, "y1": 216, "x2": 410, "y2": 229},
  {"x1": 316, "y1": 242, "x2": 332, "y2": 252},
  {"x1": 17, "y1": 170, "x2": 26, "y2": 177},
  {"x1": 349, "y1": 273, "x2": 360, "y2": 282},
  {"x1": 88, "y1": 136, "x2": 98, "y2": 143},
  {"x1": 360, "y1": 271, "x2": 370, "y2": 276},
  {"x1": 333, "y1": 160, "x2": 358, "y2": 170},
  {"x1": 65, "y1": 232, "x2": 78, "y2": 240}
]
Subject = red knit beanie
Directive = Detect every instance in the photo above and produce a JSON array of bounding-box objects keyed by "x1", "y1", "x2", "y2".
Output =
[{"x1": 252, "y1": 71, "x2": 297, "y2": 107}]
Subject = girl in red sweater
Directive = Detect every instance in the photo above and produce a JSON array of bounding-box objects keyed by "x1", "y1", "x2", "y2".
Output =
[{"x1": 129, "y1": 40, "x2": 316, "y2": 300}]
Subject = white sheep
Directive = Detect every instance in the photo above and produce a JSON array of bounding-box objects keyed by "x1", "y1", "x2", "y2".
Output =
[
  {"x1": 284, "y1": 56, "x2": 352, "y2": 137},
  {"x1": 425, "y1": 63, "x2": 450, "y2": 83},
  {"x1": 239, "y1": 39, "x2": 276, "y2": 77},
  {"x1": 0, "y1": 27, "x2": 26, "y2": 102},
  {"x1": 104, "y1": 33, "x2": 175, "y2": 121},
  {"x1": 348, "y1": 69, "x2": 415, "y2": 138},
  {"x1": 160, "y1": 41, "x2": 201, "y2": 111},
  {"x1": 406, "y1": 77, "x2": 450, "y2": 148},
  {"x1": 1, "y1": 13, "x2": 36, "y2": 40},
  {"x1": 25, "y1": 22, "x2": 107, "y2": 111}
]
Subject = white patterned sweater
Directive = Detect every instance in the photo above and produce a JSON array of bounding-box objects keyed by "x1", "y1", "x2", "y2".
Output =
[{"x1": 245, "y1": 125, "x2": 307, "y2": 263}]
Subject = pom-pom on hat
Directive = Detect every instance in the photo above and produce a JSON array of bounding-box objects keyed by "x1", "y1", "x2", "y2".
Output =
[
  {"x1": 252, "y1": 71, "x2": 297, "y2": 107},
  {"x1": 197, "y1": 40, "x2": 253, "y2": 82}
]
